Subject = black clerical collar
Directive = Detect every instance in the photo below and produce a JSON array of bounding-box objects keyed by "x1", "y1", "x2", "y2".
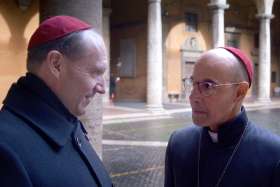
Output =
[
  {"x1": 19, "y1": 73, "x2": 78, "y2": 123},
  {"x1": 204, "y1": 107, "x2": 248, "y2": 146}
]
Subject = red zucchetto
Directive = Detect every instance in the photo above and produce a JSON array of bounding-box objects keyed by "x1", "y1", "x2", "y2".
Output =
[
  {"x1": 220, "y1": 46, "x2": 254, "y2": 88},
  {"x1": 28, "y1": 15, "x2": 92, "y2": 50}
]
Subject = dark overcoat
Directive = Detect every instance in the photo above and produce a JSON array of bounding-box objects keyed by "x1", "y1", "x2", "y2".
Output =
[
  {"x1": 0, "y1": 73, "x2": 112, "y2": 187},
  {"x1": 165, "y1": 108, "x2": 280, "y2": 187}
]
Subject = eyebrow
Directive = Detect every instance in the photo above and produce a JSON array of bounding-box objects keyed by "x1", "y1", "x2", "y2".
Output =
[
  {"x1": 202, "y1": 79, "x2": 216, "y2": 84},
  {"x1": 190, "y1": 76, "x2": 217, "y2": 84},
  {"x1": 91, "y1": 68, "x2": 105, "y2": 75}
]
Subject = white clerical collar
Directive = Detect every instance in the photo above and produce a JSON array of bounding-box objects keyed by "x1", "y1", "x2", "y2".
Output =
[{"x1": 208, "y1": 130, "x2": 218, "y2": 143}]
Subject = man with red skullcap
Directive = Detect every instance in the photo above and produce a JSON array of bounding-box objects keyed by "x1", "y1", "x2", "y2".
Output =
[
  {"x1": 0, "y1": 16, "x2": 113, "y2": 187},
  {"x1": 165, "y1": 47, "x2": 280, "y2": 187}
]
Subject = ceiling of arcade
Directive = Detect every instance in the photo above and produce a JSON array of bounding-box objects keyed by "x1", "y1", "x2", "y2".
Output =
[
  {"x1": 0, "y1": 0, "x2": 279, "y2": 51},
  {"x1": 0, "y1": 0, "x2": 38, "y2": 50},
  {"x1": 107, "y1": 0, "x2": 267, "y2": 26},
  {"x1": 107, "y1": 0, "x2": 280, "y2": 49}
]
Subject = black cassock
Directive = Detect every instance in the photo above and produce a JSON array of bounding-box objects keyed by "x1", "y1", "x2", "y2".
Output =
[{"x1": 165, "y1": 107, "x2": 280, "y2": 187}]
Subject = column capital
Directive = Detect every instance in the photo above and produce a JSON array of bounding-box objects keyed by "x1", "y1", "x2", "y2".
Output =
[
  {"x1": 256, "y1": 13, "x2": 274, "y2": 20},
  {"x1": 148, "y1": 0, "x2": 161, "y2": 4},
  {"x1": 208, "y1": 2, "x2": 229, "y2": 10}
]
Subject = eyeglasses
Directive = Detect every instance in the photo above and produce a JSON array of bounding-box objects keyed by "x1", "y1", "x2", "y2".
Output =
[{"x1": 182, "y1": 77, "x2": 247, "y2": 97}]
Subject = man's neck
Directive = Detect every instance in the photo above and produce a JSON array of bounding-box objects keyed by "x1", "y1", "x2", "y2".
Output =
[{"x1": 208, "y1": 106, "x2": 242, "y2": 132}]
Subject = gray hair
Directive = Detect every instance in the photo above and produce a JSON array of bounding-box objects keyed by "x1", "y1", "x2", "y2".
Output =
[{"x1": 232, "y1": 57, "x2": 250, "y2": 84}]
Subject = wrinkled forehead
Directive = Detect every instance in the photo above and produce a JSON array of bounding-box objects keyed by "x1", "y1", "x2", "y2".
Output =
[{"x1": 192, "y1": 49, "x2": 236, "y2": 82}]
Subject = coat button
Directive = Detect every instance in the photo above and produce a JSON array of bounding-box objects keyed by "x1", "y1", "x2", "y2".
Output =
[{"x1": 75, "y1": 137, "x2": 82, "y2": 147}]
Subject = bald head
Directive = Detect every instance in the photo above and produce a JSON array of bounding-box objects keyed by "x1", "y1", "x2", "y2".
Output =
[{"x1": 197, "y1": 48, "x2": 249, "y2": 85}]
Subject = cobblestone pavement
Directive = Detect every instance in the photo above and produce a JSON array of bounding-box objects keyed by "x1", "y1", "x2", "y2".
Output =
[
  {"x1": 102, "y1": 108, "x2": 280, "y2": 187},
  {"x1": 103, "y1": 145, "x2": 165, "y2": 187}
]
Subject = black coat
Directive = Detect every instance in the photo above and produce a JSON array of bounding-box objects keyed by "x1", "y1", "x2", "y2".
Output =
[
  {"x1": 0, "y1": 73, "x2": 112, "y2": 187},
  {"x1": 165, "y1": 108, "x2": 280, "y2": 187}
]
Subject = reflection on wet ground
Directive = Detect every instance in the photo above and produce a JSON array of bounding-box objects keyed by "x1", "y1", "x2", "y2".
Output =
[{"x1": 103, "y1": 108, "x2": 280, "y2": 187}]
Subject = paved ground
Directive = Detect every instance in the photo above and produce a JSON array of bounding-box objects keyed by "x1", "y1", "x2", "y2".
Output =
[
  {"x1": 103, "y1": 145, "x2": 165, "y2": 187},
  {"x1": 102, "y1": 104, "x2": 280, "y2": 187},
  {"x1": 103, "y1": 99, "x2": 280, "y2": 124}
]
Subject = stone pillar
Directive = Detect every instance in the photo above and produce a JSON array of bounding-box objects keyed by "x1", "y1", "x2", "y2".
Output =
[
  {"x1": 256, "y1": 14, "x2": 274, "y2": 102},
  {"x1": 162, "y1": 13, "x2": 169, "y2": 103},
  {"x1": 208, "y1": 0, "x2": 229, "y2": 48},
  {"x1": 255, "y1": 0, "x2": 275, "y2": 102},
  {"x1": 103, "y1": 8, "x2": 111, "y2": 105},
  {"x1": 147, "y1": 0, "x2": 164, "y2": 112},
  {"x1": 39, "y1": 0, "x2": 104, "y2": 158}
]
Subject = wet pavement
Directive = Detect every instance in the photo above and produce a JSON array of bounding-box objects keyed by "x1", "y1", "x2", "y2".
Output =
[{"x1": 102, "y1": 108, "x2": 280, "y2": 187}]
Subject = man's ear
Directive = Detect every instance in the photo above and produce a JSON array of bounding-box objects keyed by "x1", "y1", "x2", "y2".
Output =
[
  {"x1": 235, "y1": 82, "x2": 249, "y2": 102},
  {"x1": 46, "y1": 50, "x2": 63, "y2": 79}
]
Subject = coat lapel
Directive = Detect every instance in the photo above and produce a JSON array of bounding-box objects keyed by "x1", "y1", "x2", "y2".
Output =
[{"x1": 72, "y1": 122, "x2": 112, "y2": 187}]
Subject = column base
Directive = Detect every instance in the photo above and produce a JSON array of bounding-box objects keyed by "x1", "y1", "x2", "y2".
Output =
[
  {"x1": 146, "y1": 104, "x2": 166, "y2": 114},
  {"x1": 257, "y1": 97, "x2": 271, "y2": 104},
  {"x1": 103, "y1": 98, "x2": 111, "y2": 106}
]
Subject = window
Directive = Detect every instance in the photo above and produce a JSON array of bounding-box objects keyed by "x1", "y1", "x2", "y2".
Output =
[
  {"x1": 272, "y1": 71, "x2": 277, "y2": 83},
  {"x1": 225, "y1": 32, "x2": 240, "y2": 48},
  {"x1": 119, "y1": 38, "x2": 136, "y2": 78},
  {"x1": 254, "y1": 33, "x2": 259, "y2": 49},
  {"x1": 185, "y1": 12, "x2": 198, "y2": 32}
]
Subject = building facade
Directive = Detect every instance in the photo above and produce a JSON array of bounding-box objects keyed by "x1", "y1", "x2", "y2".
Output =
[{"x1": 109, "y1": 0, "x2": 280, "y2": 105}]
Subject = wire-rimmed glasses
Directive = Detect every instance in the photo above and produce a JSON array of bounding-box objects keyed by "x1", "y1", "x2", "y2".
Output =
[{"x1": 182, "y1": 77, "x2": 247, "y2": 97}]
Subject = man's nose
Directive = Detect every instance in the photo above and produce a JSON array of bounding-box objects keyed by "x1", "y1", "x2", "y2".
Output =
[
  {"x1": 96, "y1": 84, "x2": 105, "y2": 94},
  {"x1": 95, "y1": 76, "x2": 105, "y2": 94},
  {"x1": 189, "y1": 85, "x2": 201, "y2": 101}
]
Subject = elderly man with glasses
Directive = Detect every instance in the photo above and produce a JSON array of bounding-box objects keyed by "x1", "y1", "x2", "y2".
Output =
[{"x1": 165, "y1": 47, "x2": 280, "y2": 187}]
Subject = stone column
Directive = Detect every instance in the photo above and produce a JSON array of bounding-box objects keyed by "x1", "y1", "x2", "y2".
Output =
[
  {"x1": 147, "y1": 0, "x2": 164, "y2": 112},
  {"x1": 162, "y1": 13, "x2": 169, "y2": 103},
  {"x1": 208, "y1": 0, "x2": 229, "y2": 48},
  {"x1": 40, "y1": 0, "x2": 104, "y2": 158},
  {"x1": 255, "y1": 0, "x2": 275, "y2": 102},
  {"x1": 256, "y1": 14, "x2": 274, "y2": 102},
  {"x1": 103, "y1": 8, "x2": 111, "y2": 105}
]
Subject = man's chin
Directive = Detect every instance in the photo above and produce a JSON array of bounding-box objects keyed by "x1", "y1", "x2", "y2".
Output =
[
  {"x1": 76, "y1": 102, "x2": 91, "y2": 116},
  {"x1": 71, "y1": 108, "x2": 86, "y2": 117},
  {"x1": 192, "y1": 118, "x2": 207, "y2": 127},
  {"x1": 77, "y1": 109, "x2": 86, "y2": 116}
]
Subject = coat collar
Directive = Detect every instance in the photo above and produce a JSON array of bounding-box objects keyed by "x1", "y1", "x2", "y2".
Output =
[
  {"x1": 2, "y1": 73, "x2": 77, "y2": 148},
  {"x1": 203, "y1": 106, "x2": 248, "y2": 146}
]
